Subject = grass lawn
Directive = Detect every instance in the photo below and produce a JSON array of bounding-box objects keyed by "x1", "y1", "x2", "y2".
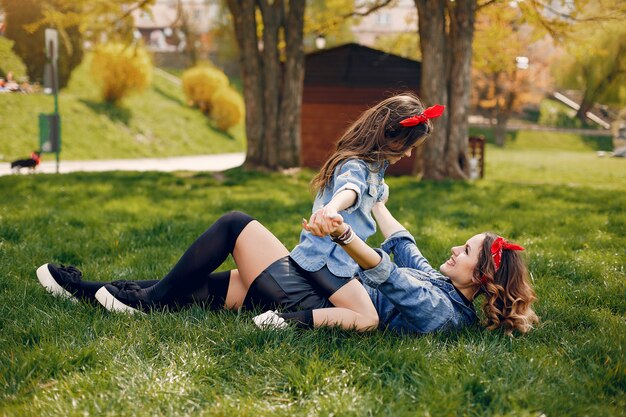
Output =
[
  {"x1": 0, "y1": 133, "x2": 624, "y2": 416},
  {"x1": 0, "y1": 56, "x2": 245, "y2": 162}
]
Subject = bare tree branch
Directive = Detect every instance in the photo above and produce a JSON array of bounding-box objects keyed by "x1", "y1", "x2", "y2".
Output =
[
  {"x1": 346, "y1": 0, "x2": 394, "y2": 18},
  {"x1": 118, "y1": 0, "x2": 155, "y2": 22},
  {"x1": 476, "y1": 0, "x2": 498, "y2": 11}
]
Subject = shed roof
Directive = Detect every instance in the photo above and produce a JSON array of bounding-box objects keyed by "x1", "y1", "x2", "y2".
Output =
[{"x1": 304, "y1": 43, "x2": 421, "y2": 87}]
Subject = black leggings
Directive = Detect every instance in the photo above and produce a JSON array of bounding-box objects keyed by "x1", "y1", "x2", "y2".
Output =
[{"x1": 75, "y1": 211, "x2": 254, "y2": 309}]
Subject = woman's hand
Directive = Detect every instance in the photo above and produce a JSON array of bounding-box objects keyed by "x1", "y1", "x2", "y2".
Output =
[{"x1": 303, "y1": 212, "x2": 345, "y2": 237}]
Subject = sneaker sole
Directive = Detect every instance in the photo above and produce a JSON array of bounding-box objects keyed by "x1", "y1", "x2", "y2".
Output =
[
  {"x1": 95, "y1": 286, "x2": 145, "y2": 315},
  {"x1": 36, "y1": 263, "x2": 77, "y2": 302}
]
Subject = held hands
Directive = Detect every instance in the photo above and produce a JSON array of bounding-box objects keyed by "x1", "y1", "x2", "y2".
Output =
[{"x1": 302, "y1": 207, "x2": 345, "y2": 237}]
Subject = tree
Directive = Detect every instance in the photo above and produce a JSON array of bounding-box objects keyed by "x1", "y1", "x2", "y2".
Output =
[
  {"x1": 414, "y1": 0, "x2": 477, "y2": 179},
  {"x1": 413, "y1": 0, "x2": 625, "y2": 178},
  {"x1": 557, "y1": 20, "x2": 626, "y2": 121},
  {"x1": 472, "y1": 3, "x2": 548, "y2": 146},
  {"x1": 1, "y1": 0, "x2": 154, "y2": 89},
  {"x1": 1, "y1": 0, "x2": 83, "y2": 88},
  {"x1": 225, "y1": 0, "x2": 306, "y2": 170}
]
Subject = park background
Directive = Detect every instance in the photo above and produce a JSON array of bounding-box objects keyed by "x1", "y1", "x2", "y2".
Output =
[{"x1": 0, "y1": 0, "x2": 625, "y2": 416}]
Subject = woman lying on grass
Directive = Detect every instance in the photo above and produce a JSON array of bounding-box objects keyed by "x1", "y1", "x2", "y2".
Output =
[{"x1": 37, "y1": 202, "x2": 539, "y2": 335}]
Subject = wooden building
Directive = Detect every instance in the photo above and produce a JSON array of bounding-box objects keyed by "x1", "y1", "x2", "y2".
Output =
[{"x1": 301, "y1": 43, "x2": 422, "y2": 175}]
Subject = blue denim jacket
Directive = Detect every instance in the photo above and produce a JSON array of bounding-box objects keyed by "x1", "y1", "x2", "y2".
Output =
[
  {"x1": 290, "y1": 158, "x2": 389, "y2": 277},
  {"x1": 359, "y1": 230, "x2": 478, "y2": 334}
]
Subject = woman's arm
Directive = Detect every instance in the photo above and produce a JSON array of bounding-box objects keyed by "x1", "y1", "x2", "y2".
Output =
[{"x1": 372, "y1": 202, "x2": 406, "y2": 239}]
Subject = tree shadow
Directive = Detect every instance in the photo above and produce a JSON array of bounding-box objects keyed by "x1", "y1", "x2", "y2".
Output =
[
  {"x1": 153, "y1": 85, "x2": 186, "y2": 106},
  {"x1": 79, "y1": 99, "x2": 132, "y2": 125}
]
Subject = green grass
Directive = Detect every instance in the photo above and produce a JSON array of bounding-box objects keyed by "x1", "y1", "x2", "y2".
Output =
[
  {"x1": 1, "y1": 134, "x2": 625, "y2": 416},
  {"x1": 0, "y1": 56, "x2": 245, "y2": 162}
]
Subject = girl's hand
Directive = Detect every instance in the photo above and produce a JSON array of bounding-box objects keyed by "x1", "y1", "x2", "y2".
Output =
[
  {"x1": 305, "y1": 206, "x2": 340, "y2": 237},
  {"x1": 303, "y1": 212, "x2": 344, "y2": 237}
]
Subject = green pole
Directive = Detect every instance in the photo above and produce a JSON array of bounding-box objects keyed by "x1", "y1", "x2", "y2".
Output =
[{"x1": 48, "y1": 38, "x2": 60, "y2": 173}]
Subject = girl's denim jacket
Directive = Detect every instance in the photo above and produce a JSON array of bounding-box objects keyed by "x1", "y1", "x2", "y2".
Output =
[
  {"x1": 290, "y1": 158, "x2": 389, "y2": 277},
  {"x1": 360, "y1": 230, "x2": 478, "y2": 334}
]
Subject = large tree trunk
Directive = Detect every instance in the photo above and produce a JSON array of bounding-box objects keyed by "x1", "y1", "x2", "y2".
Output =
[
  {"x1": 226, "y1": 0, "x2": 305, "y2": 170},
  {"x1": 415, "y1": 0, "x2": 475, "y2": 180},
  {"x1": 446, "y1": 0, "x2": 475, "y2": 178},
  {"x1": 415, "y1": 0, "x2": 448, "y2": 179},
  {"x1": 278, "y1": 0, "x2": 305, "y2": 167}
]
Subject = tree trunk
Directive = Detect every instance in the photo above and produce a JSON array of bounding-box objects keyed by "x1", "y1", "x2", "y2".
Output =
[
  {"x1": 415, "y1": 0, "x2": 448, "y2": 179},
  {"x1": 446, "y1": 0, "x2": 475, "y2": 178},
  {"x1": 415, "y1": 0, "x2": 475, "y2": 180},
  {"x1": 495, "y1": 107, "x2": 507, "y2": 147},
  {"x1": 278, "y1": 0, "x2": 305, "y2": 167},
  {"x1": 226, "y1": 0, "x2": 305, "y2": 171}
]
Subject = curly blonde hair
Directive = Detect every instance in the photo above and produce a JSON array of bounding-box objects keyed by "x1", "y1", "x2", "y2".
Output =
[{"x1": 474, "y1": 232, "x2": 539, "y2": 335}]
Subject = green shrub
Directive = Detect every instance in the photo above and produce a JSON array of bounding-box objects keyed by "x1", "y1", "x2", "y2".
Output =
[
  {"x1": 181, "y1": 65, "x2": 229, "y2": 113},
  {"x1": 91, "y1": 43, "x2": 152, "y2": 105},
  {"x1": 0, "y1": 37, "x2": 27, "y2": 80},
  {"x1": 210, "y1": 86, "x2": 245, "y2": 131}
]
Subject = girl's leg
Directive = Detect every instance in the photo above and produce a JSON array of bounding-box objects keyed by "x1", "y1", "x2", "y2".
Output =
[
  {"x1": 276, "y1": 281, "x2": 379, "y2": 332},
  {"x1": 314, "y1": 281, "x2": 379, "y2": 331}
]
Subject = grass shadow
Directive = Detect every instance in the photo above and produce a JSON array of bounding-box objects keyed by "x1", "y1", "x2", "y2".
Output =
[
  {"x1": 580, "y1": 134, "x2": 613, "y2": 151},
  {"x1": 79, "y1": 99, "x2": 132, "y2": 125}
]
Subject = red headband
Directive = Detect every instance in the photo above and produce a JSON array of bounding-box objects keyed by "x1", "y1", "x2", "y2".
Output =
[
  {"x1": 399, "y1": 104, "x2": 445, "y2": 127},
  {"x1": 480, "y1": 236, "x2": 524, "y2": 285}
]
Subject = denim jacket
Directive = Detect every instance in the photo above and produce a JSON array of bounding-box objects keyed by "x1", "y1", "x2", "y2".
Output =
[
  {"x1": 290, "y1": 158, "x2": 389, "y2": 277},
  {"x1": 360, "y1": 230, "x2": 478, "y2": 334}
]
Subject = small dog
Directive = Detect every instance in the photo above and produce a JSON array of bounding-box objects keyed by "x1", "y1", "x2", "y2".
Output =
[{"x1": 11, "y1": 151, "x2": 41, "y2": 174}]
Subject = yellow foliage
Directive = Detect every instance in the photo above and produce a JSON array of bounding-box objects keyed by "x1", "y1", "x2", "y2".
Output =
[
  {"x1": 210, "y1": 86, "x2": 245, "y2": 131},
  {"x1": 91, "y1": 43, "x2": 152, "y2": 105},
  {"x1": 181, "y1": 66, "x2": 229, "y2": 112}
]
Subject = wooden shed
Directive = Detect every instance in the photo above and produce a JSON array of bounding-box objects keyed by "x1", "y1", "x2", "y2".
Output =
[{"x1": 301, "y1": 43, "x2": 422, "y2": 175}]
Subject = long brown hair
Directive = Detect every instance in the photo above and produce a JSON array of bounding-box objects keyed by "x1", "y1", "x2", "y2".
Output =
[
  {"x1": 474, "y1": 232, "x2": 539, "y2": 335},
  {"x1": 311, "y1": 93, "x2": 433, "y2": 192}
]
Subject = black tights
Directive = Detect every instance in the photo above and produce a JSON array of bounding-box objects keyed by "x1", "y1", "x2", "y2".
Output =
[{"x1": 75, "y1": 211, "x2": 254, "y2": 309}]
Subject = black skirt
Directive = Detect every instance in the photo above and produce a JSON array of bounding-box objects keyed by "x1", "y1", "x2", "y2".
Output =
[{"x1": 243, "y1": 255, "x2": 354, "y2": 312}]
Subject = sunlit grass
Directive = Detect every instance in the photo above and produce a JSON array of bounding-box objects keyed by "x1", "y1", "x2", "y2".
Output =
[
  {"x1": 0, "y1": 56, "x2": 245, "y2": 162},
  {"x1": 0, "y1": 133, "x2": 624, "y2": 416}
]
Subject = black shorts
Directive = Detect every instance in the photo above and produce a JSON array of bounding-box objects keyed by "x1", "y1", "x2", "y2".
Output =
[{"x1": 243, "y1": 256, "x2": 354, "y2": 312}]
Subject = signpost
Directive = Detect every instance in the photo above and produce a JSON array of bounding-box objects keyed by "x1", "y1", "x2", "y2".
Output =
[{"x1": 40, "y1": 28, "x2": 61, "y2": 173}]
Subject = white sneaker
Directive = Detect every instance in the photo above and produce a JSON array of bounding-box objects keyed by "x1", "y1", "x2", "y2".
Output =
[{"x1": 252, "y1": 310, "x2": 288, "y2": 330}]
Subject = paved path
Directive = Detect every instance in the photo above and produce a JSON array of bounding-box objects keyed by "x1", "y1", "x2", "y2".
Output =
[{"x1": 0, "y1": 153, "x2": 246, "y2": 177}]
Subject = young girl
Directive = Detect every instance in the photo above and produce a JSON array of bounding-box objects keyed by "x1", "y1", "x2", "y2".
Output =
[{"x1": 288, "y1": 93, "x2": 445, "y2": 323}]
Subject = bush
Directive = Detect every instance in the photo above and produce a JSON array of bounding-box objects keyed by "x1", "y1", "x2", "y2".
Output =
[
  {"x1": 0, "y1": 37, "x2": 27, "y2": 80},
  {"x1": 181, "y1": 65, "x2": 228, "y2": 113},
  {"x1": 91, "y1": 43, "x2": 152, "y2": 105},
  {"x1": 210, "y1": 86, "x2": 245, "y2": 131}
]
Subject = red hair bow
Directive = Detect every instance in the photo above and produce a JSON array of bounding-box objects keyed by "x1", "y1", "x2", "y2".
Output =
[
  {"x1": 491, "y1": 236, "x2": 524, "y2": 272},
  {"x1": 481, "y1": 237, "x2": 524, "y2": 285},
  {"x1": 399, "y1": 104, "x2": 445, "y2": 127}
]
